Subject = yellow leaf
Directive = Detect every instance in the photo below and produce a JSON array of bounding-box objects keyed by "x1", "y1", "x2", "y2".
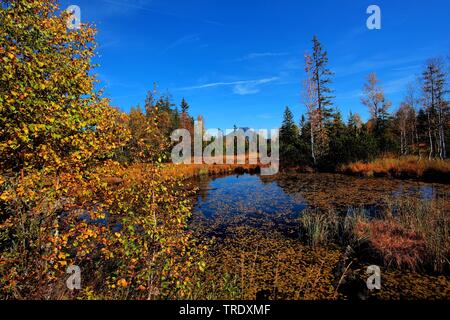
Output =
[{"x1": 117, "y1": 279, "x2": 128, "y2": 287}]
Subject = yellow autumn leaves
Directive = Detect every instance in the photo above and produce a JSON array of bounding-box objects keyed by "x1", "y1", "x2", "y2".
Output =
[{"x1": 0, "y1": 0, "x2": 206, "y2": 300}]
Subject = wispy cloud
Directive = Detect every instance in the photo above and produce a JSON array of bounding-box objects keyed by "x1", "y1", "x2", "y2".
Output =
[
  {"x1": 335, "y1": 26, "x2": 368, "y2": 47},
  {"x1": 336, "y1": 73, "x2": 417, "y2": 107},
  {"x1": 101, "y1": 0, "x2": 223, "y2": 26},
  {"x1": 336, "y1": 89, "x2": 363, "y2": 101},
  {"x1": 384, "y1": 75, "x2": 417, "y2": 95},
  {"x1": 235, "y1": 52, "x2": 290, "y2": 62},
  {"x1": 179, "y1": 77, "x2": 280, "y2": 95},
  {"x1": 233, "y1": 84, "x2": 260, "y2": 95},
  {"x1": 334, "y1": 54, "x2": 426, "y2": 78},
  {"x1": 101, "y1": 0, "x2": 156, "y2": 14},
  {"x1": 202, "y1": 19, "x2": 224, "y2": 27},
  {"x1": 97, "y1": 39, "x2": 120, "y2": 51},
  {"x1": 162, "y1": 33, "x2": 200, "y2": 54}
]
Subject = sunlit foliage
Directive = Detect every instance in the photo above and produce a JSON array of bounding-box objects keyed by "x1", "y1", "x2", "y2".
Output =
[{"x1": 0, "y1": 0, "x2": 203, "y2": 300}]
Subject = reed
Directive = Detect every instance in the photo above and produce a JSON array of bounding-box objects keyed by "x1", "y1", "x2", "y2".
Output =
[{"x1": 339, "y1": 156, "x2": 450, "y2": 183}]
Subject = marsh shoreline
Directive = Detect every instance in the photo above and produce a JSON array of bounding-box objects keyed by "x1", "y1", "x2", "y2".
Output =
[{"x1": 186, "y1": 172, "x2": 450, "y2": 300}]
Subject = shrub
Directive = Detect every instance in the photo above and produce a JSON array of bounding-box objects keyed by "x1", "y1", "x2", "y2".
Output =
[
  {"x1": 0, "y1": 1, "x2": 205, "y2": 300},
  {"x1": 355, "y1": 220, "x2": 427, "y2": 270}
]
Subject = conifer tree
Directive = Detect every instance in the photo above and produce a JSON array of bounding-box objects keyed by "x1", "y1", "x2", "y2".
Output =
[
  {"x1": 181, "y1": 97, "x2": 190, "y2": 114},
  {"x1": 311, "y1": 36, "x2": 334, "y2": 124},
  {"x1": 421, "y1": 59, "x2": 448, "y2": 159},
  {"x1": 280, "y1": 107, "x2": 301, "y2": 165}
]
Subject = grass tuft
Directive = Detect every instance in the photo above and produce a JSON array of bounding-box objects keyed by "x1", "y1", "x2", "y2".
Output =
[{"x1": 299, "y1": 196, "x2": 449, "y2": 272}]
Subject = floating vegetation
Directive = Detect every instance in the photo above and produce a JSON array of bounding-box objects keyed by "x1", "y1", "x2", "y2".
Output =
[
  {"x1": 189, "y1": 173, "x2": 450, "y2": 300},
  {"x1": 192, "y1": 226, "x2": 343, "y2": 300}
]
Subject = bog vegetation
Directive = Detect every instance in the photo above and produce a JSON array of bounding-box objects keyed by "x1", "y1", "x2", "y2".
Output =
[{"x1": 0, "y1": 0, "x2": 448, "y2": 300}]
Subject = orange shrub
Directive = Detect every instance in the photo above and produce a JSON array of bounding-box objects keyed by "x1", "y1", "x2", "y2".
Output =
[{"x1": 355, "y1": 220, "x2": 427, "y2": 270}]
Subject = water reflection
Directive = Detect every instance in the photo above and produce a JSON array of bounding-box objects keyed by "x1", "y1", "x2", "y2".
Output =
[
  {"x1": 195, "y1": 174, "x2": 307, "y2": 218},
  {"x1": 189, "y1": 173, "x2": 450, "y2": 300},
  {"x1": 192, "y1": 173, "x2": 449, "y2": 235},
  {"x1": 192, "y1": 174, "x2": 307, "y2": 239}
]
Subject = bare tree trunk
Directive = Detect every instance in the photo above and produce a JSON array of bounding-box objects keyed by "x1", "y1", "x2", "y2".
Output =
[
  {"x1": 303, "y1": 54, "x2": 318, "y2": 166},
  {"x1": 415, "y1": 121, "x2": 420, "y2": 158},
  {"x1": 427, "y1": 110, "x2": 434, "y2": 159},
  {"x1": 442, "y1": 125, "x2": 447, "y2": 159},
  {"x1": 400, "y1": 130, "x2": 404, "y2": 155},
  {"x1": 429, "y1": 75, "x2": 436, "y2": 159},
  {"x1": 404, "y1": 131, "x2": 407, "y2": 155},
  {"x1": 310, "y1": 122, "x2": 316, "y2": 166},
  {"x1": 438, "y1": 104, "x2": 446, "y2": 159},
  {"x1": 434, "y1": 129, "x2": 440, "y2": 159}
]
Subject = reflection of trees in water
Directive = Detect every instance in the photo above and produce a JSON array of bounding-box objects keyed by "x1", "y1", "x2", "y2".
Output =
[
  {"x1": 260, "y1": 172, "x2": 449, "y2": 212},
  {"x1": 197, "y1": 175, "x2": 211, "y2": 202},
  {"x1": 190, "y1": 173, "x2": 450, "y2": 238},
  {"x1": 194, "y1": 174, "x2": 248, "y2": 203},
  {"x1": 190, "y1": 174, "x2": 308, "y2": 241}
]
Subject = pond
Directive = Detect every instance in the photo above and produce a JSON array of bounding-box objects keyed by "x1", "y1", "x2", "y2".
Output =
[
  {"x1": 188, "y1": 172, "x2": 450, "y2": 300},
  {"x1": 191, "y1": 172, "x2": 449, "y2": 237}
]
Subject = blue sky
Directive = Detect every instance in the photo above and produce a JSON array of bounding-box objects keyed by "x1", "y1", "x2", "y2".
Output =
[{"x1": 60, "y1": 0, "x2": 449, "y2": 130}]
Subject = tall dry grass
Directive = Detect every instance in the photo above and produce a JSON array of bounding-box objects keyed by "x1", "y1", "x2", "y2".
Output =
[
  {"x1": 385, "y1": 196, "x2": 449, "y2": 272},
  {"x1": 339, "y1": 156, "x2": 450, "y2": 183},
  {"x1": 299, "y1": 196, "x2": 449, "y2": 272}
]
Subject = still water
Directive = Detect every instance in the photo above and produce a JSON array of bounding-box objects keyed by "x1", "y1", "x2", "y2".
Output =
[
  {"x1": 193, "y1": 172, "x2": 448, "y2": 222},
  {"x1": 189, "y1": 173, "x2": 450, "y2": 299}
]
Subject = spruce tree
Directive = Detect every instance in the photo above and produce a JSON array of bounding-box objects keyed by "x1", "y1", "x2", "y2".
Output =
[
  {"x1": 280, "y1": 107, "x2": 301, "y2": 165},
  {"x1": 181, "y1": 97, "x2": 190, "y2": 114},
  {"x1": 311, "y1": 36, "x2": 334, "y2": 123}
]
